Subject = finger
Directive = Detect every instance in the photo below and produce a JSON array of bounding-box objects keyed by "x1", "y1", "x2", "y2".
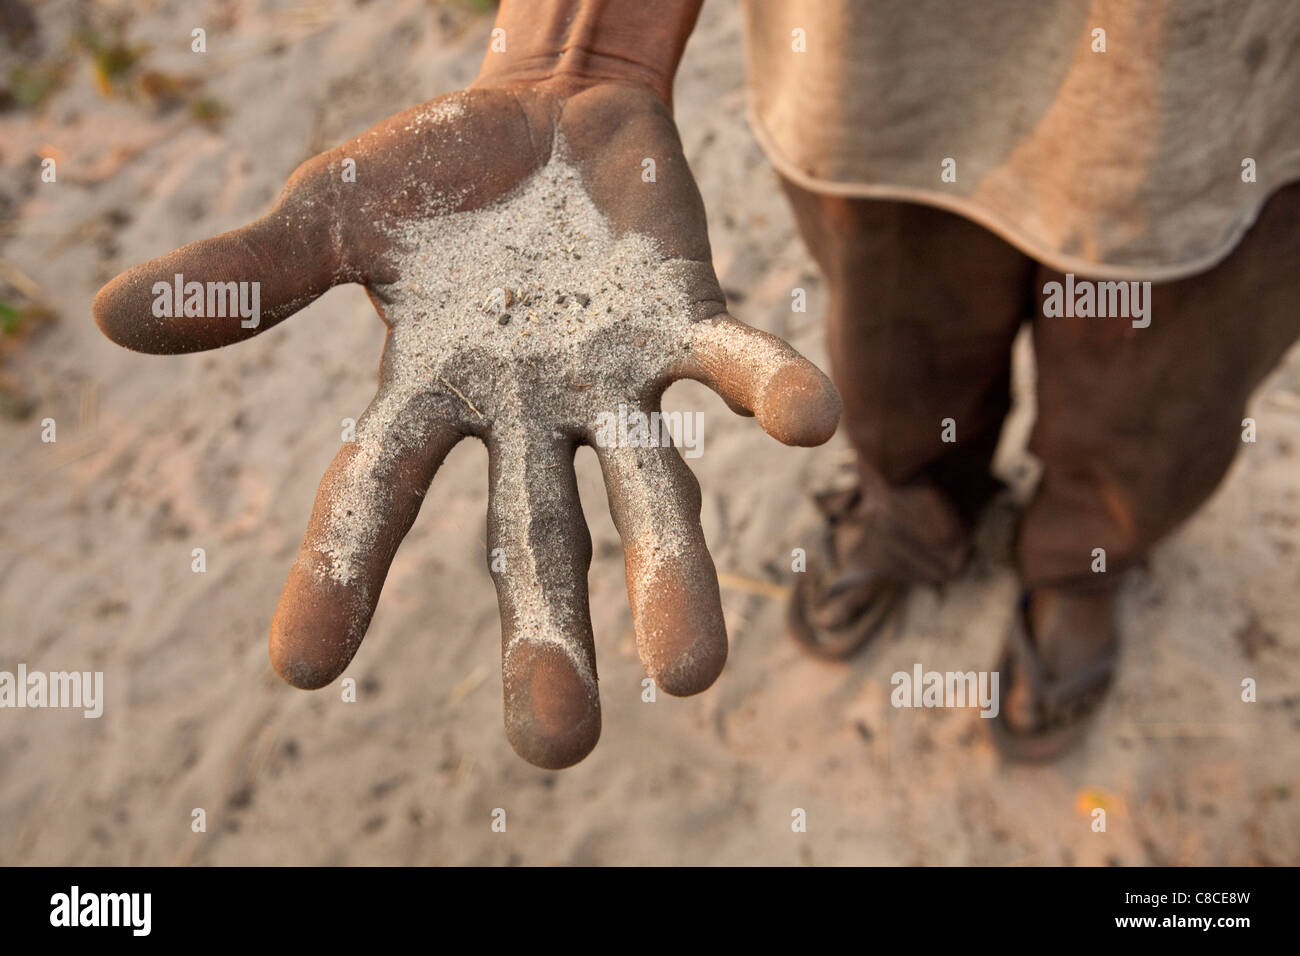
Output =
[
  {"x1": 593, "y1": 436, "x2": 727, "y2": 697},
  {"x1": 93, "y1": 151, "x2": 353, "y2": 354},
  {"x1": 677, "y1": 313, "x2": 841, "y2": 446},
  {"x1": 270, "y1": 389, "x2": 460, "y2": 690},
  {"x1": 487, "y1": 425, "x2": 601, "y2": 770}
]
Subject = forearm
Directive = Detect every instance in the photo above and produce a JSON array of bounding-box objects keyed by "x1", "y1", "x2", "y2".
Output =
[{"x1": 472, "y1": 0, "x2": 704, "y2": 104}]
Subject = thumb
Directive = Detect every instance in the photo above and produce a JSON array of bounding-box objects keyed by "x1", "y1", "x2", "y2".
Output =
[{"x1": 93, "y1": 152, "x2": 352, "y2": 354}]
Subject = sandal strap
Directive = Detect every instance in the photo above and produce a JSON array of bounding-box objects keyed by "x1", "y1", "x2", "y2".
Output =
[
  {"x1": 811, "y1": 484, "x2": 967, "y2": 587},
  {"x1": 1005, "y1": 592, "x2": 1117, "y2": 723}
]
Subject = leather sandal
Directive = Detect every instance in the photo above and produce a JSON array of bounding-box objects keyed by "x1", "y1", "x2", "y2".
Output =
[
  {"x1": 990, "y1": 588, "x2": 1119, "y2": 761},
  {"x1": 787, "y1": 486, "x2": 964, "y2": 660}
]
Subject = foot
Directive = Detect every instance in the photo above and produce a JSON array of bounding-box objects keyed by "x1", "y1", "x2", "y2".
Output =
[
  {"x1": 787, "y1": 485, "x2": 967, "y2": 660},
  {"x1": 991, "y1": 585, "x2": 1119, "y2": 761}
]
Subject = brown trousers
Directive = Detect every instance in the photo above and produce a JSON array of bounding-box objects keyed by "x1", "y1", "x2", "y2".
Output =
[{"x1": 782, "y1": 180, "x2": 1300, "y2": 588}]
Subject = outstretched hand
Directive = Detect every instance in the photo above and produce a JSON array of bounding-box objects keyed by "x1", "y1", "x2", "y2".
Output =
[{"x1": 93, "y1": 79, "x2": 840, "y2": 768}]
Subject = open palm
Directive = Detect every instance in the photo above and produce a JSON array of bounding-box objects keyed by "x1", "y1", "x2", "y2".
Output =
[{"x1": 93, "y1": 81, "x2": 841, "y2": 768}]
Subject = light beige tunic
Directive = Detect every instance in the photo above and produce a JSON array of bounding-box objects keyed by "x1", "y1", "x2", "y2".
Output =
[{"x1": 742, "y1": 0, "x2": 1300, "y2": 280}]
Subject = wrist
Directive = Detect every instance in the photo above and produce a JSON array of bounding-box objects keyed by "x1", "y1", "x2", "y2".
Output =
[{"x1": 471, "y1": 0, "x2": 703, "y2": 105}]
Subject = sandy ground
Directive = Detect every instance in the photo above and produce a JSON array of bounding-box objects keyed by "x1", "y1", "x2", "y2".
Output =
[{"x1": 1, "y1": 0, "x2": 1297, "y2": 866}]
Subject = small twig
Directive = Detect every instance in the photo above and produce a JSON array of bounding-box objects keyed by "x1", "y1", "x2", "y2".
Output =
[
  {"x1": 438, "y1": 375, "x2": 483, "y2": 418},
  {"x1": 0, "y1": 259, "x2": 44, "y2": 300},
  {"x1": 716, "y1": 571, "x2": 790, "y2": 601}
]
